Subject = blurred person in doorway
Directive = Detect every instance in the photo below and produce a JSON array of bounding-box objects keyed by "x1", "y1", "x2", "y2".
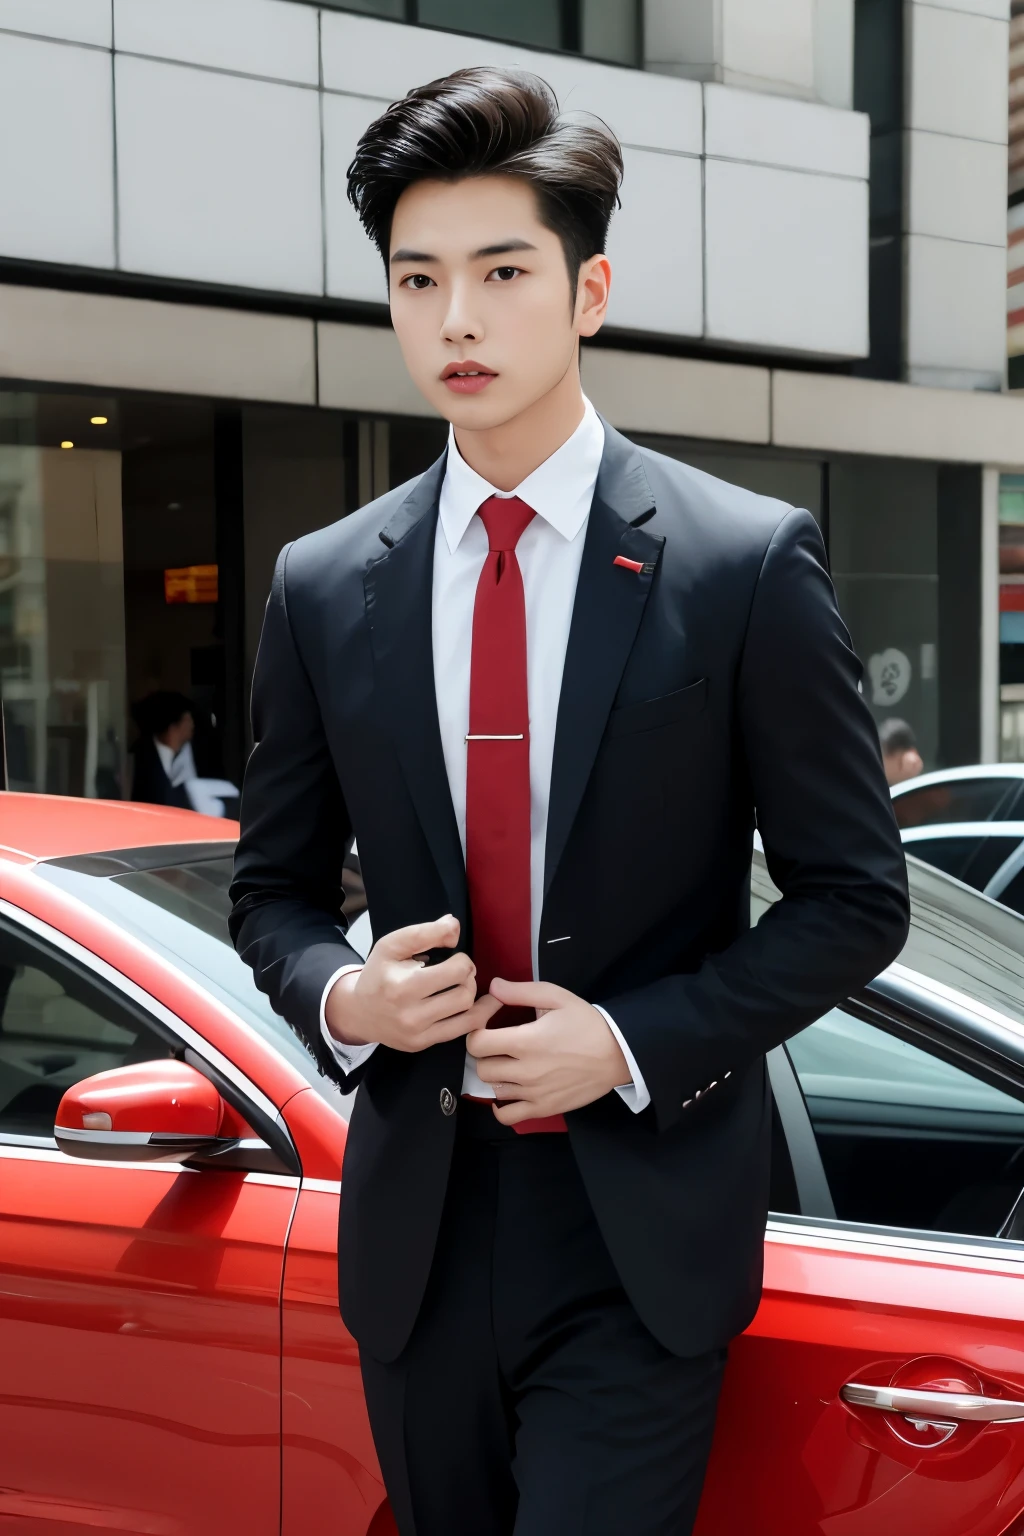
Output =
[
  {"x1": 130, "y1": 691, "x2": 196, "y2": 809},
  {"x1": 230, "y1": 66, "x2": 909, "y2": 1536},
  {"x1": 879, "y1": 717, "x2": 924, "y2": 787}
]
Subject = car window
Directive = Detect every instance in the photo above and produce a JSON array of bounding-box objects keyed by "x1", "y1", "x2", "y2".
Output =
[
  {"x1": 997, "y1": 866, "x2": 1024, "y2": 916},
  {"x1": 893, "y1": 777, "x2": 1019, "y2": 830},
  {"x1": 900, "y1": 833, "x2": 1020, "y2": 889},
  {"x1": 36, "y1": 855, "x2": 353, "y2": 1113},
  {"x1": 0, "y1": 920, "x2": 174, "y2": 1139},
  {"x1": 786, "y1": 1007, "x2": 1024, "y2": 1238}
]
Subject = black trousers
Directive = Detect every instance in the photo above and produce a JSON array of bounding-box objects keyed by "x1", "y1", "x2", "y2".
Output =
[{"x1": 360, "y1": 1104, "x2": 727, "y2": 1536}]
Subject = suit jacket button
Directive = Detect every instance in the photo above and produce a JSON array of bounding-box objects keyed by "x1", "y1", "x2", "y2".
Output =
[{"x1": 439, "y1": 1086, "x2": 456, "y2": 1117}]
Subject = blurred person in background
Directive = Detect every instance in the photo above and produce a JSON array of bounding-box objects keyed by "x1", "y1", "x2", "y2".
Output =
[
  {"x1": 879, "y1": 717, "x2": 924, "y2": 787},
  {"x1": 129, "y1": 690, "x2": 196, "y2": 809}
]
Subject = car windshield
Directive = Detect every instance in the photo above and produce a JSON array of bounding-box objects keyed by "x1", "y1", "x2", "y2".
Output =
[
  {"x1": 753, "y1": 849, "x2": 1024, "y2": 1031},
  {"x1": 36, "y1": 846, "x2": 351, "y2": 1113}
]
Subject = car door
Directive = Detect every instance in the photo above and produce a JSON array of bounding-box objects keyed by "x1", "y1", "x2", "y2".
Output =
[
  {"x1": 696, "y1": 992, "x2": 1024, "y2": 1536},
  {"x1": 0, "y1": 907, "x2": 298, "y2": 1536}
]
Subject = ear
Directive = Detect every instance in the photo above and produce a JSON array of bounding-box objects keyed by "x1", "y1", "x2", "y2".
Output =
[{"x1": 576, "y1": 253, "x2": 611, "y2": 338}]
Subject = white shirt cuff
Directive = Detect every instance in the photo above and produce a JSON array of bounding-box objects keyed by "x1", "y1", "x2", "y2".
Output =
[
  {"x1": 319, "y1": 964, "x2": 379, "y2": 1075},
  {"x1": 594, "y1": 1005, "x2": 651, "y2": 1114}
]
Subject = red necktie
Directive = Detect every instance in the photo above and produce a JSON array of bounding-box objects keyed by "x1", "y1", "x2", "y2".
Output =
[{"x1": 466, "y1": 496, "x2": 567, "y2": 1135}]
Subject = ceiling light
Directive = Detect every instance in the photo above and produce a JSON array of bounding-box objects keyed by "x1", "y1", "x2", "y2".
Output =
[
  {"x1": 60, "y1": 440, "x2": 73, "y2": 449},
  {"x1": 90, "y1": 415, "x2": 108, "y2": 426}
]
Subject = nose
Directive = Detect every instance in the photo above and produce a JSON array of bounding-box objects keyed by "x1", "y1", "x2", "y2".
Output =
[{"x1": 441, "y1": 278, "x2": 482, "y2": 347}]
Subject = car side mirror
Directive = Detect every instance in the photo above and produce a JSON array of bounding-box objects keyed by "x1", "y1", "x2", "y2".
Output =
[{"x1": 55, "y1": 1059, "x2": 241, "y2": 1163}]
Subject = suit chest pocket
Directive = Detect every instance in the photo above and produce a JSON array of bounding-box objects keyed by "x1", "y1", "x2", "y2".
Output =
[{"x1": 605, "y1": 678, "x2": 707, "y2": 740}]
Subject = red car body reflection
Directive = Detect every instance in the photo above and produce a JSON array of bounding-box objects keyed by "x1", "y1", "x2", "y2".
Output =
[{"x1": 3, "y1": 795, "x2": 1024, "y2": 1535}]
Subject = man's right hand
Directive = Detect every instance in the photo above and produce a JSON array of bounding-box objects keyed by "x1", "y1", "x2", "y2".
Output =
[{"x1": 324, "y1": 914, "x2": 500, "y2": 1051}]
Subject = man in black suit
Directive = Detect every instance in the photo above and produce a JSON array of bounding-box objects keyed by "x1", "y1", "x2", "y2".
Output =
[{"x1": 230, "y1": 67, "x2": 909, "y2": 1536}]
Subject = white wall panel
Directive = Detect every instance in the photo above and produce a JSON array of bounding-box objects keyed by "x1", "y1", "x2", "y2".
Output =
[
  {"x1": 0, "y1": 33, "x2": 114, "y2": 267},
  {"x1": 0, "y1": 0, "x2": 110, "y2": 47},
  {"x1": 605, "y1": 148, "x2": 702, "y2": 336},
  {"x1": 721, "y1": 0, "x2": 815, "y2": 92},
  {"x1": 113, "y1": 0, "x2": 318, "y2": 86},
  {"x1": 320, "y1": 11, "x2": 702, "y2": 156},
  {"x1": 906, "y1": 234, "x2": 1006, "y2": 384},
  {"x1": 917, "y1": 0, "x2": 1008, "y2": 18},
  {"x1": 813, "y1": 0, "x2": 854, "y2": 109},
  {"x1": 907, "y1": 130, "x2": 1008, "y2": 246},
  {"x1": 705, "y1": 158, "x2": 868, "y2": 356},
  {"x1": 704, "y1": 82, "x2": 867, "y2": 177},
  {"x1": 323, "y1": 92, "x2": 389, "y2": 304},
  {"x1": 0, "y1": 284, "x2": 316, "y2": 401},
  {"x1": 583, "y1": 347, "x2": 771, "y2": 442},
  {"x1": 908, "y1": 4, "x2": 1009, "y2": 142},
  {"x1": 115, "y1": 55, "x2": 323, "y2": 293}
]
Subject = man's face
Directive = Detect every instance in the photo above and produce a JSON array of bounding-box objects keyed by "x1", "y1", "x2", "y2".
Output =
[
  {"x1": 388, "y1": 174, "x2": 606, "y2": 428},
  {"x1": 162, "y1": 711, "x2": 194, "y2": 754}
]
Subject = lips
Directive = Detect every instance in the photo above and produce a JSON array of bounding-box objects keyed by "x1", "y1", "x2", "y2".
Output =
[{"x1": 441, "y1": 360, "x2": 497, "y2": 395}]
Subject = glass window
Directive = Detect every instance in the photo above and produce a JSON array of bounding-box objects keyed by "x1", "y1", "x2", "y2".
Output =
[
  {"x1": 319, "y1": 0, "x2": 640, "y2": 63},
  {"x1": 0, "y1": 922, "x2": 174, "y2": 1139},
  {"x1": 787, "y1": 1007, "x2": 1024, "y2": 1236},
  {"x1": 0, "y1": 395, "x2": 127, "y2": 798},
  {"x1": 904, "y1": 833, "x2": 1021, "y2": 890},
  {"x1": 37, "y1": 853, "x2": 361, "y2": 1113},
  {"x1": 829, "y1": 457, "x2": 939, "y2": 771},
  {"x1": 893, "y1": 776, "x2": 1021, "y2": 830}
]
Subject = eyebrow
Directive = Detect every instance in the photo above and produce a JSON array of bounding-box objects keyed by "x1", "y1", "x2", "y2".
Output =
[{"x1": 389, "y1": 238, "x2": 538, "y2": 265}]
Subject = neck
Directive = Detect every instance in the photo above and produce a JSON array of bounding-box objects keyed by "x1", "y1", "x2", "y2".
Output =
[{"x1": 452, "y1": 355, "x2": 586, "y2": 492}]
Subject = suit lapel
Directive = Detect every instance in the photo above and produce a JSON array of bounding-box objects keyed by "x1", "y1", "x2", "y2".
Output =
[
  {"x1": 363, "y1": 453, "x2": 468, "y2": 922},
  {"x1": 544, "y1": 423, "x2": 664, "y2": 897}
]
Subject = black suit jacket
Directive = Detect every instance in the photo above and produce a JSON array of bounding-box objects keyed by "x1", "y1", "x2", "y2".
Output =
[{"x1": 230, "y1": 423, "x2": 909, "y2": 1363}]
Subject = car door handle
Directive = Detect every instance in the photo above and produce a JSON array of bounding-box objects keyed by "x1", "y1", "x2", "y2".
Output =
[{"x1": 842, "y1": 1382, "x2": 1024, "y2": 1423}]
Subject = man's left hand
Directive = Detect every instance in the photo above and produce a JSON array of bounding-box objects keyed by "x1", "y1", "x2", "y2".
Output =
[{"x1": 466, "y1": 979, "x2": 631, "y2": 1126}]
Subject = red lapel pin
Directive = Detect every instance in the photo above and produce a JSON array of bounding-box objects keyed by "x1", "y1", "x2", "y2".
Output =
[{"x1": 613, "y1": 555, "x2": 645, "y2": 574}]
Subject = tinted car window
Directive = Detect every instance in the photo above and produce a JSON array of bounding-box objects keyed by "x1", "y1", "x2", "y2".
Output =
[
  {"x1": 0, "y1": 921, "x2": 174, "y2": 1138},
  {"x1": 37, "y1": 852, "x2": 358, "y2": 1112},
  {"x1": 998, "y1": 867, "x2": 1024, "y2": 917},
  {"x1": 787, "y1": 1007, "x2": 1024, "y2": 1236},
  {"x1": 893, "y1": 777, "x2": 1019, "y2": 830},
  {"x1": 905, "y1": 833, "x2": 1021, "y2": 890}
]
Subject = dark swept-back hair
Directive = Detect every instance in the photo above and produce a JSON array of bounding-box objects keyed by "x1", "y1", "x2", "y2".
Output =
[{"x1": 346, "y1": 67, "x2": 623, "y2": 289}]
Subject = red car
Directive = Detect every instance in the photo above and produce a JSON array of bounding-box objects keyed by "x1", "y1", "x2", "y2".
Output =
[{"x1": 4, "y1": 795, "x2": 1024, "y2": 1535}]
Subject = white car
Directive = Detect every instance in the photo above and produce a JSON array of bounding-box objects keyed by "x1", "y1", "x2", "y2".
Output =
[{"x1": 892, "y1": 765, "x2": 1024, "y2": 915}]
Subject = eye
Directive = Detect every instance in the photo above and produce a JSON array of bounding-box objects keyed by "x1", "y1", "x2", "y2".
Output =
[
  {"x1": 486, "y1": 266, "x2": 523, "y2": 283},
  {"x1": 400, "y1": 273, "x2": 436, "y2": 290}
]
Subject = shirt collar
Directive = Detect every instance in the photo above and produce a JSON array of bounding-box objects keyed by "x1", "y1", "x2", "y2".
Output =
[{"x1": 438, "y1": 398, "x2": 605, "y2": 554}]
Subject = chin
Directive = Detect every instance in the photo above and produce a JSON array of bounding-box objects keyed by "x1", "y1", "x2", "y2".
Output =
[{"x1": 434, "y1": 391, "x2": 525, "y2": 432}]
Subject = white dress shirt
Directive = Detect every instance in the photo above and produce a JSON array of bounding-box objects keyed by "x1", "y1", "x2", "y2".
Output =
[{"x1": 321, "y1": 398, "x2": 650, "y2": 1113}]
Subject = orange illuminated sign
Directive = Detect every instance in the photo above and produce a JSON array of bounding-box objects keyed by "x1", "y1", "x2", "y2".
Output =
[{"x1": 164, "y1": 564, "x2": 219, "y2": 604}]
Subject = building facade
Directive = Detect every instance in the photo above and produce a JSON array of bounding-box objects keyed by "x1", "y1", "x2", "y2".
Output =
[{"x1": 0, "y1": 0, "x2": 1019, "y2": 801}]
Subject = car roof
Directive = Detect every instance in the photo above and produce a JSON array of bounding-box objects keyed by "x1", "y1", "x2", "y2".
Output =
[
  {"x1": 891, "y1": 764, "x2": 1024, "y2": 797},
  {"x1": 0, "y1": 793, "x2": 237, "y2": 864},
  {"x1": 901, "y1": 822, "x2": 1024, "y2": 842}
]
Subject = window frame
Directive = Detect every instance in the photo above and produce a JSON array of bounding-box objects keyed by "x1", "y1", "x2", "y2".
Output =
[
  {"x1": 771, "y1": 965, "x2": 1024, "y2": 1252},
  {"x1": 0, "y1": 900, "x2": 299, "y2": 1175},
  {"x1": 900, "y1": 823, "x2": 1024, "y2": 891},
  {"x1": 891, "y1": 768, "x2": 1024, "y2": 826},
  {"x1": 319, "y1": 0, "x2": 645, "y2": 69}
]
